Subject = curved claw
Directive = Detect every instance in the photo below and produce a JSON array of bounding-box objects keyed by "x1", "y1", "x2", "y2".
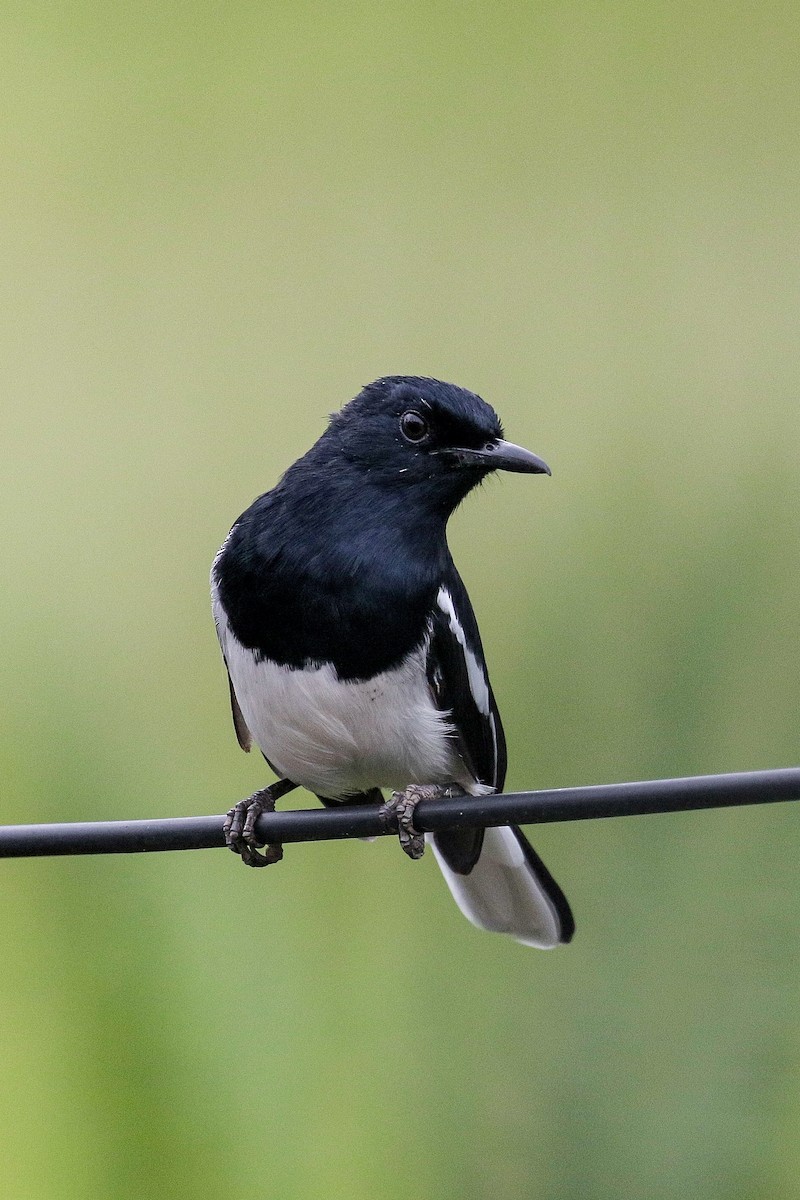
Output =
[{"x1": 224, "y1": 788, "x2": 284, "y2": 868}]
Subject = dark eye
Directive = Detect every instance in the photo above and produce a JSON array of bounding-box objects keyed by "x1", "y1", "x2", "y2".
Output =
[{"x1": 400, "y1": 410, "x2": 429, "y2": 443}]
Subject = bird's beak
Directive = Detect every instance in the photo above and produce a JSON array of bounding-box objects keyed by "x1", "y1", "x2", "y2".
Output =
[{"x1": 443, "y1": 439, "x2": 552, "y2": 475}]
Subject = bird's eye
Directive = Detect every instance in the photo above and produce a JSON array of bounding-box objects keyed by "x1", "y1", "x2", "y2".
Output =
[{"x1": 400, "y1": 410, "x2": 429, "y2": 443}]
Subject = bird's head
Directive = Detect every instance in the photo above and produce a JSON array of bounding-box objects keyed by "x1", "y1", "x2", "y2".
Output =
[{"x1": 324, "y1": 376, "x2": 550, "y2": 513}]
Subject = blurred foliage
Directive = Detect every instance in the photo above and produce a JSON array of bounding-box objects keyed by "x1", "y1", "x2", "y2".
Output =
[{"x1": 1, "y1": 2, "x2": 800, "y2": 1197}]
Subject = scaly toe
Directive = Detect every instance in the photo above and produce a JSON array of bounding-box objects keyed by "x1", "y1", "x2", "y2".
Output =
[
  {"x1": 380, "y1": 786, "x2": 437, "y2": 861},
  {"x1": 223, "y1": 788, "x2": 283, "y2": 868}
]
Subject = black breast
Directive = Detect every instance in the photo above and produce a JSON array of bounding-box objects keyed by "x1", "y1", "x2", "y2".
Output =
[{"x1": 214, "y1": 486, "x2": 447, "y2": 681}]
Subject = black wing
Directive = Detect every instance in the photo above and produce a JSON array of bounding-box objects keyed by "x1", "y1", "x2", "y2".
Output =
[
  {"x1": 425, "y1": 562, "x2": 507, "y2": 872},
  {"x1": 425, "y1": 564, "x2": 575, "y2": 942},
  {"x1": 226, "y1": 665, "x2": 253, "y2": 753},
  {"x1": 426, "y1": 562, "x2": 506, "y2": 791}
]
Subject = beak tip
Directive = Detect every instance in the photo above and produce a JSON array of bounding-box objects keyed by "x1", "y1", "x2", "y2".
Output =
[
  {"x1": 441, "y1": 440, "x2": 552, "y2": 475},
  {"x1": 492, "y1": 440, "x2": 552, "y2": 476}
]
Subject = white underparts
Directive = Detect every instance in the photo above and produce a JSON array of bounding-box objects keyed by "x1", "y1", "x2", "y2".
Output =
[{"x1": 213, "y1": 585, "x2": 478, "y2": 799}]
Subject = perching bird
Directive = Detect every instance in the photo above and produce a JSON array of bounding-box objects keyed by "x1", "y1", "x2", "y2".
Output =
[{"x1": 211, "y1": 376, "x2": 574, "y2": 948}]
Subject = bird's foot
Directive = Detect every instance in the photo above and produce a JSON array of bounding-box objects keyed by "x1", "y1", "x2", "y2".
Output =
[
  {"x1": 224, "y1": 786, "x2": 284, "y2": 868},
  {"x1": 380, "y1": 784, "x2": 444, "y2": 860}
]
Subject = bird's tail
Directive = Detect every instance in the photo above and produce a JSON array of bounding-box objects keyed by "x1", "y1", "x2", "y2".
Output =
[{"x1": 429, "y1": 825, "x2": 575, "y2": 948}]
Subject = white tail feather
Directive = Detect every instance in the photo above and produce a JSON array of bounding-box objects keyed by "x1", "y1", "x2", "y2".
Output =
[{"x1": 428, "y1": 826, "x2": 564, "y2": 949}]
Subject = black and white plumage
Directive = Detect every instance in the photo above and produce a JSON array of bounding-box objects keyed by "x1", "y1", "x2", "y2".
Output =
[{"x1": 211, "y1": 376, "x2": 574, "y2": 948}]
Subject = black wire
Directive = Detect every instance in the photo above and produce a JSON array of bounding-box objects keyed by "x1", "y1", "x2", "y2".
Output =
[{"x1": 0, "y1": 767, "x2": 798, "y2": 859}]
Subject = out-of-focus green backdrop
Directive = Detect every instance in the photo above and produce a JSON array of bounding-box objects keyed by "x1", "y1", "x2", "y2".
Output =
[{"x1": 1, "y1": 3, "x2": 799, "y2": 1197}]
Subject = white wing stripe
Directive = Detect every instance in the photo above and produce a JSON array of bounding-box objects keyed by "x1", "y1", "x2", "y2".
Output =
[{"x1": 435, "y1": 586, "x2": 491, "y2": 716}]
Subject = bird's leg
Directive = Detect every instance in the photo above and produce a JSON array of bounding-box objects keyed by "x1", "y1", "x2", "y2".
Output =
[
  {"x1": 224, "y1": 778, "x2": 296, "y2": 868},
  {"x1": 380, "y1": 783, "x2": 452, "y2": 861}
]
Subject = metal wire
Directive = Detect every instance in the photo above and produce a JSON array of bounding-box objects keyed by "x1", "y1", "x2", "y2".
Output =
[{"x1": 0, "y1": 767, "x2": 798, "y2": 859}]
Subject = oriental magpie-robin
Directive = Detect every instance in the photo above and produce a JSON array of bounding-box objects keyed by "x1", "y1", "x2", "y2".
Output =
[{"x1": 212, "y1": 376, "x2": 574, "y2": 947}]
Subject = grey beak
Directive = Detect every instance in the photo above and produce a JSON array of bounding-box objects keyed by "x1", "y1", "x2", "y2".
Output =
[{"x1": 444, "y1": 439, "x2": 551, "y2": 475}]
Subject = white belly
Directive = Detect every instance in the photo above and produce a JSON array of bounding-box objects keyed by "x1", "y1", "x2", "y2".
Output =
[{"x1": 218, "y1": 613, "x2": 465, "y2": 799}]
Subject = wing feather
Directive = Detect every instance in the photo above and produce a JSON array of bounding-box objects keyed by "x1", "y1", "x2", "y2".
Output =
[
  {"x1": 425, "y1": 566, "x2": 574, "y2": 943},
  {"x1": 227, "y1": 667, "x2": 253, "y2": 752},
  {"x1": 426, "y1": 566, "x2": 506, "y2": 792},
  {"x1": 212, "y1": 573, "x2": 254, "y2": 754},
  {"x1": 425, "y1": 565, "x2": 507, "y2": 873}
]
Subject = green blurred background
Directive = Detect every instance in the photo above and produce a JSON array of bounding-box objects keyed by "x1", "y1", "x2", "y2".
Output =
[{"x1": 1, "y1": 3, "x2": 799, "y2": 1197}]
